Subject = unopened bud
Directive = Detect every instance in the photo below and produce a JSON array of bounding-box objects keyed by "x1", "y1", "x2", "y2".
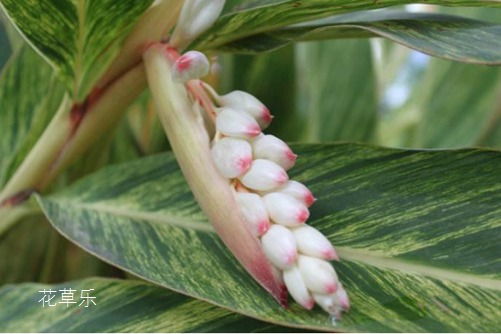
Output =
[
  {"x1": 283, "y1": 266, "x2": 314, "y2": 310},
  {"x1": 216, "y1": 108, "x2": 261, "y2": 139},
  {"x1": 171, "y1": 0, "x2": 226, "y2": 48},
  {"x1": 292, "y1": 225, "x2": 338, "y2": 260},
  {"x1": 275, "y1": 181, "x2": 316, "y2": 207},
  {"x1": 217, "y1": 91, "x2": 272, "y2": 129},
  {"x1": 297, "y1": 255, "x2": 338, "y2": 294},
  {"x1": 261, "y1": 224, "x2": 298, "y2": 270},
  {"x1": 263, "y1": 193, "x2": 309, "y2": 226},
  {"x1": 235, "y1": 192, "x2": 270, "y2": 237},
  {"x1": 171, "y1": 51, "x2": 210, "y2": 83},
  {"x1": 211, "y1": 137, "x2": 252, "y2": 178},
  {"x1": 239, "y1": 159, "x2": 288, "y2": 191},
  {"x1": 312, "y1": 285, "x2": 350, "y2": 318},
  {"x1": 251, "y1": 134, "x2": 297, "y2": 170}
]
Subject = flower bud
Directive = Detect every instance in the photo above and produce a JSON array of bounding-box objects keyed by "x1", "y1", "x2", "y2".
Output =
[
  {"x1": 263, "y1": 193, "x2": 309, "y2": 227},
  {"x1": 171, "y1": 51, "x2": 210, "y2": 83},
  {"x1": 275, "y1": 181, "x2": 316, "y2": 207},
  {"x1": 283, "y1": 266, "x2": 314, "y2": 310},
  {"x1": 261, "y1": 224, "x2": 298, "y2": 270},
  {"x1": 171, "y1": 0, "x2": 226, "y2": 48},
  {"x1": 235, "y1": 192, "x2": 270, "y2": 237},
  {"x1": 292, "y1": 225, "x2": 338, "y2": 260},
  {"x1": 216, "y1": 108, "x2": 261, "y2": 139},
  {"x1": 312, "y1": 285, "x2": 350, "y2": 318},
  {"x1": 211, "y1": 137, "x2": 252, "y2": 178},
  {"x1": 217, "y1": 91, "x2": 272, "y2": 129},
  {"x1": 251, "y1": 134, "x2": 297, "y2": 170},
  {"x1": 297, "y1": 255, "x2": 338, "y2": 294},
  {"x1": 239, "y1": 159, "x2": 288, "y2": 191}
]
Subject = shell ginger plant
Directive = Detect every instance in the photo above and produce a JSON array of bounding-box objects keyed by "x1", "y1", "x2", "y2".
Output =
[{"x1": 0, "y1": 0, "x2": 501, "y2": 332}]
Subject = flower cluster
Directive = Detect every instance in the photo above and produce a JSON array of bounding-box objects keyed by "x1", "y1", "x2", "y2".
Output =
[
  {"x1": 207, "y1": 85, "x2": 349, "y2": 317},
  {"x1": 171, "y1": 50, "x2": 349, "y2": 317},
  {"x1": 163, "y1": 0, "x2": 349, "y2": 318}
]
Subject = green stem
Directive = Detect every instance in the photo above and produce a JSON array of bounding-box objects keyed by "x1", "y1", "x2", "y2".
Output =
[
  {"x1": 0, "y1": 64, "x2": 147, "y2": 206},
  {"x1": 98, "y1": 0, "x2": 184, "y2": 88},
  {"x1": 0, "y1": 96, "x2": 72, "y2": 203}
]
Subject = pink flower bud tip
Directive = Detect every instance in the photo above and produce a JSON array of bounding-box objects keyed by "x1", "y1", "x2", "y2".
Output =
[
  {"x1": 337, "y1": 286, "x2": 350, "y2": 310},
  {"x1": 297, "y1": 255, "x2": 339, "y2": 295},
  {"x1": 286, "y1": 150, "x2": 298, "y2": 164},
  {"x1": 296, "y1": 208, "x2": 310, "y2": 223},
  {"x1": 246, "y1": 124, "x2": 262, "y2": 137},
  {"x1": 326, "y1": 282, "x2": 337, "y2": 294},
  {"x1": 260, "y1": 106, "x2": 273, "y2": 127},
  {"x1": 322, "y1": 248, "x2": 339, "y2": 261},
  {"x1": 305, "y1": 298, "x2": 315, "y2": 310},
  {"x1": 283, "y1": 266, "x2": 315, "y2": 310},
  {"x1": 235, "y1": 192, "x2": 270, "y2": 237},
  {"x1": 262, "y1": 225, "x2": 298, "y2": 270},
  {"x1": 239, "y1": 160, "x2": 289, "y2": 191},
  {"x1": 171, "y1": 51, "x2": 210, "y2": 83},
  {"x1": 257, "y1": 220, "x2": 270, "y2": 235},
  {"x1": 275, "y1": 181, "x2": 315, "y2": 207},
  {"x1": 263, "y1": 193, "x2": 309, "y2": 227},
  {"x1": 251, "y1": 135, "x2": 296, "y2": 170},
  {"x1": 292, "y1": 225, "x2": 337, "y2": 260},
  {"x1": 211, "y1": 137, "x2": 253, "y2": 178},
  {"x1": 216, "y1": 108, "x2": 262, "y2": 139},
  {"x1": 204, "y1": 87, "x2": 273, "y2": 129},
  {"x1": 305, "y1": 194, "x2": 316, "y2": 207},
  {"x1": 313, "y1": 286, "x2": 350, "y2": 318},
  {"x1": 238, "y1": 156, "x2": 252, "y2": 172}
]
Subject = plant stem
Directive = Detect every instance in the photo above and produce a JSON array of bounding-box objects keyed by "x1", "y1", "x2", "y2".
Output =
[
  {"x1": 98, "y1": 0, "x2": 184, "y2": 89},
  {"x1": 0, "y1": 64, "x2": 147, "y2": 206}
]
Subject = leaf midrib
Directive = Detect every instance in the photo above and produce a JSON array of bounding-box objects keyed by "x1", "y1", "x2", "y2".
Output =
[
  {"x1": 43, "y1": 197, "x2": 501, "y2": 292},
  {"x1": 74, "y1": 0, "x2": 86, "y2": 99},
  {"x1": 337, "y1": 247, "x2": 501, "y2": 291},
  {"x1": 61, "y1": 199, "x2": 215, "y2": 233}
]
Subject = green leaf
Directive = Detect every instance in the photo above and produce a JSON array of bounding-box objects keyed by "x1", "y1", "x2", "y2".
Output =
[
  {"x1": 411, "y1": 59, "x2": 501, "y2": 148},
  {"x1": 0, "y1": 0, "x2": 153, "y2": 100},
  {"x1": 295, "y1": 39, "x2": 377, "y2": 142},
  {"x1": 37, "y1": 143, "x2": 501, "y2": 332},
  {"x1": 202, "y1": 11, "x2": 501, "y2": 65},
  {"x1": 0, "y1": 278, "x2": 299, "y2": 332},
  {"x1": 0, "y1": 46, "x2": 65, "y2": 189},
  {"x1": 195, "y1": 1, "x2": 501, "y2": 54},
  {"x1": 0, "y1": 18, "x2": 11, "y2": 70}
]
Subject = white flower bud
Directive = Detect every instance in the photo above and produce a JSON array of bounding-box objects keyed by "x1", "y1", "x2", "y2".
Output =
[
  {"x1": 261, "y1": 224, "x2": 297, "y2": 270},
  {"x1": 171, "y1": 51, "x2": 210, "y2": 83},
  {"x1": 171, "y1": 0, "x2": 226, "y2": 48},
  {"x1": 235, "y1": 192, "x2": 270, "y2": 237},
  {"x1": 263, "y1": 193, "x2": 309, "y2": 227},
  {"x1": 217, "y1": 91, "x2": 272, "y2": 129},
  {"x1": 211, "y1": 137, "x2": 252, "y2": 178},
  {"x1": 251, "y1": 134, "x2": 296, "y2": 170},
  {"x1": 312, "y1": 285, "x2": 350, "y2": 318},
  {"x1": 239, "y1": 159, "x2": 288, "y2": 191},
  {"x1": 275, "y1": 180, "x2": 316, "y2": 207},
  {"x1": 292, "y1": 225, "x2": 338, "y2": 260},
  {"x1": 297, "y1": 255, "x2": 338, "y2": 294},
  {"x1": 216, "y1": 108, "x2": 261, "y2": 139},
  {"x1": 283, "y1": 266, "x2": 314, "y2": 310}
]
